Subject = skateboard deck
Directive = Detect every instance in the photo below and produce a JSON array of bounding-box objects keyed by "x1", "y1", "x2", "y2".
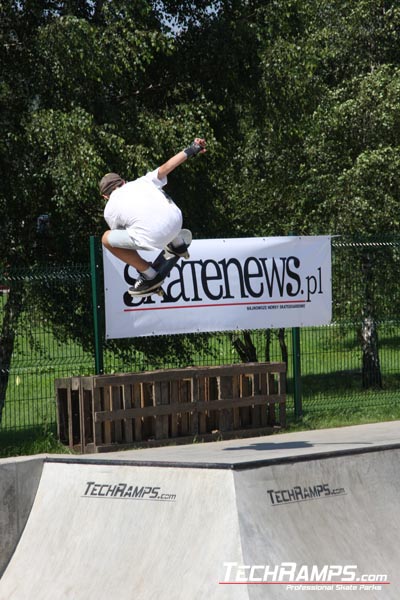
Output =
[{"x1": 128, "y1": 229, "x2": 192, "y2": 298}]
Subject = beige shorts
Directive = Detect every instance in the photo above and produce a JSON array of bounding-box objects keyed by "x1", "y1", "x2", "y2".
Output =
[{"x1": 107, "y1": 230, "x2": 153, "y2": 251}]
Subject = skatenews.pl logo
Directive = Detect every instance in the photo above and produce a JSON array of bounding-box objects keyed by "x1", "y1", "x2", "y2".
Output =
[
  {"x1": 82, "y1": 481, "x2": 176, "y2": 502},
  {"x1": 219, "y1": 563, "x2": 390, "y2": 592}
]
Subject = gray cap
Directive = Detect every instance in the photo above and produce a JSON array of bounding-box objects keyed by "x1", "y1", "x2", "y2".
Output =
[{"x1": 99, "y1": 172, "x2": 124, "y2": 197}]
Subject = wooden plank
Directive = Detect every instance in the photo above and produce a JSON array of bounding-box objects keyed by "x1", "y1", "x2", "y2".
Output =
[
  {"x1": 249, "y1": 375, "x2": 261, "y2": 428},
  {"x1": 218, "y1": 376, "x2": 233, "y2": 432},
  {"x1": 239, "y1": 375, "x2": 251, "y2": 428},
  {"x1": 66, "y1": 381, "x2": 73, "y2": 450},
  {"x1": 170, "y1": 380, "x2": 179, "y2": 438},
  {"x1": 82, "y1": 388, "x2": 94, "y2": 448},
  {"x1": 92, "y1": 362, "x2": 286, "y2": 388},
  {"x1": 103, "y1": 385, "x2": 112, "y2": 445},
  {"x1": 253, "y1": 372, "x2": 266, "y2": 427},
  {"x1": 162, "y1": 381, "x2": 170, "y2": 438},
  {"x1": 80, "y1": 378, "x2": 95, "y2": 452},
  {"x1": 141, "y1": 382, "x2": 154, "y2": 439},
  {"x1": 71, "y1": 388, "x2": 81, "y2": 448},
  {"x1": 197, "y1": 377, "x2": 207, "y2": 434},
  {"x1": 278, "y1": 372, "x2": 287, "y2": 427},
  {"x1": 154, "y1": 382, "x2": 162, "y2": 439},
  {"x1": 132, "y1": 383, "x2": 142, "y2": 441},
  {"x1": 179, "y1": 380, "x2": 189, "y2": 435},
  {"x1": 95, "y1": 394, "x2": 286, "y2": 422},
  {"x1": 207, "y1": 376, "x2": 219, "y2": 431},
  {"x1": 258, "y1": 372, "x2": 268, "y2": 427},
  {"x1": 266, "y1": 374, "x2": 276, "y2": 425},
  {"x1": 111, "y1": 385, "x2": 122, "y2": 443},
  {"x1": 154, "y1": 381, "x2": 170, "y2": 440},
  {"x1": 78, "y1": 380, "x2": 85, "y2": 454},
  {"x1": 197, "y1": 394, "x2": 285, "y2": 411},
  {"x1": 54, "y1": 378, "x2": 71, "y2": 388},
  {"x1": 93, "y1": 387, "x2": 103, "y2": 451},
  {"x1": 231, "y1": 375, "x2": 241, "y2": 429},
  {"x1": 122, "y1": 384, "x2": 133, "y2": 444},
  {"x1": 190, "y1": 378, "x2": 199, "y2": 436},
  {"x1": 96, "y1": 403, "x2": 190, "y2": 422},
  {"x1": 55, "y1": 386, "x2": 68, "y2": 445}
]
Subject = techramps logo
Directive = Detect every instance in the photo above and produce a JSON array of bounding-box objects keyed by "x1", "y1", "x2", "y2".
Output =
[
  {"x1": 219, "y1": 563, "x2": 390, "y2": 592},
  {"x1": 267, "y1": 482, "x2": 346, "y2": 506},
  {"x1": 82, "y1": 481, "x2": 177, "y2": 502}
]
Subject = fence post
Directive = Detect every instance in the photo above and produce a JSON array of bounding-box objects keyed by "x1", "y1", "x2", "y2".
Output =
[
  {"x1": 291, "y1": 326, "x2": 302, "y2": 418},
  {"x1": 90, "y1": 236, "x2": 104, "y2": 375},
  {"x1": 289, "y1": 232, "x2": 302, "y2": 418}
]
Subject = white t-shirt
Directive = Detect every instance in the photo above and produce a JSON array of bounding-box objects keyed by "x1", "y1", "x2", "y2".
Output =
[{"x1": 104, "y1": 168, "x2": 183, "y2": 250}]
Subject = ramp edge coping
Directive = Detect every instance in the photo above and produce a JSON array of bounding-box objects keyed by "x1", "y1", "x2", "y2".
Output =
[{"x1": 45, "y1": 441, "x2": 400, "y2": 471}]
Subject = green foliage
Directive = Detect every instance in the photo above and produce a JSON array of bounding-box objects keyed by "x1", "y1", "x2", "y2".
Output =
[
  {"x1": 4, "y1": 0, "x2": 400, "y2": 258},
  {"x1": 303, "y1": 66, "x2": 400, "y2": 233},
  {"x1": 2, "y1": 0, "x2": 400, "y2": 367}
]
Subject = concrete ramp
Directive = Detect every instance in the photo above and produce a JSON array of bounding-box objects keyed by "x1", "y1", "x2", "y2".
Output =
[
  {"x1": 234, "y1": 449, "x2": 398, "y2": 598},
  {"x1": 0, "y1": 463, "x2": 245, "y2": 600},
  {"x1": 1, "y1": 422, "x2": 399, "y2": 599}
]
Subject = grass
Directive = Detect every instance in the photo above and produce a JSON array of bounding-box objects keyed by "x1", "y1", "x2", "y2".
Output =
[
  {"x1": 2, "y1": 401, "x2": 400, "y2": 459},
  {"x1": 0, "y1": 427, "x2": 73, "y2": 458},
  {"x1": 1, "y1": 304, "x2": 400, "y2": 458},
  {"x1": 285, "y1": 403, "x2": 400, "y2": 433}
]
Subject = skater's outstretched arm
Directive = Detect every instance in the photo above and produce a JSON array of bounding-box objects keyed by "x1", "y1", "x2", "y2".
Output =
[{"x1": 157, "y1": 138, "x2": 206, "y2": 180}]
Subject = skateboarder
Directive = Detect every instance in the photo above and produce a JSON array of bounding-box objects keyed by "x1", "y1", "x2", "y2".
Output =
[{"x1": 100, "y1": 138, "x2": 206, "y2": 294}]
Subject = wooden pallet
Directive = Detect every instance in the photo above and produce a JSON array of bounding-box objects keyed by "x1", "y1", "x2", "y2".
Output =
[{"x1": 55, "y1": 362, "x2": 286, "y2": 453}]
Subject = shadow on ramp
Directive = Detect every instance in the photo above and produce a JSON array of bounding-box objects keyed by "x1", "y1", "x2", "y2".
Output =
[{"x1": 222, "y1": 440, "x2": 373, "y2": 452}]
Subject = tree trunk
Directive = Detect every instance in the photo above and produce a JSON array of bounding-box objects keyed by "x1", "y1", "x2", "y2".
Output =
[
  {"x1": 360, "y1": 252, "x2": 382, "y2": 389},
  {"x1": 232, "y1": 330, "x2": 258, "y2": 362},
  {"x1": 277, "y1": 328, "x2": 288, "y2": 367},
  {"x1": 361, "y1": 315, "x2": 382, "y2": 389},
  {"x1": 0, "y1": 285, "x2": 24, "y2": 424},
  {"x1": 265, "y1": 329, "x2": 271, "y2": 361}
]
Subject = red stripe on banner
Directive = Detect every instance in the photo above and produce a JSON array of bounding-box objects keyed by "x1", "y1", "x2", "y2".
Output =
[
  {"x1": 124, "y1": 299, "x2": 306, "y2": 312},
  {"x1": 218, "y1": 581, "x2": 391, "y2": 586}
]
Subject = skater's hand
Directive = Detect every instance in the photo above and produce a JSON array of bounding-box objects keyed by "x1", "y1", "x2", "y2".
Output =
[
  {"x1": 159, "y1": 138, "x2": 207, "y2": 179},
  {"x1": 194, "y1": 138, "x2": 207, "y2": 153}
]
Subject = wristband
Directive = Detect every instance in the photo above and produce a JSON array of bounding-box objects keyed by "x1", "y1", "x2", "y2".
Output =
[{"x1": 183, "y1": 142, "x2": 203, "y2": 158}]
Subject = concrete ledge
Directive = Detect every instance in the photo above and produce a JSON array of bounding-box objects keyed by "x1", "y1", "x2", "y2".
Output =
[{"x1": 0, "y1": 456, "x2": 45, "y2": 576}]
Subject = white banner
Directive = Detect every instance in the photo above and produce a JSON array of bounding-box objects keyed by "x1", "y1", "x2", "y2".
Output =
[{"x1": 103, "y1": 236, "x2": 332, "y2": 339}]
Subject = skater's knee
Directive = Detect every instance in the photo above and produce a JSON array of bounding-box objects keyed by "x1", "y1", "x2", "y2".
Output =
[{"x1": 102, "y1": 231, "x2": 111, "y2": 248}]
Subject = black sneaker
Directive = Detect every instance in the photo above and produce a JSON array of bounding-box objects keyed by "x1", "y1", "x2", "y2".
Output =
[
  {"x1": 166, "y1": 240, "x2": 189, "y2": 258},
  {"x1": 128, "y1": 272, "x2": 164, "y2": 296}
]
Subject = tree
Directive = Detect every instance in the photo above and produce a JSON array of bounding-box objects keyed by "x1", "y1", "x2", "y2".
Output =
[
  {"x1": 0, "y1": 0, "x2": 218, "y2": 421},
  {"x1": 162, "y1": 0, "x2": 400, "y2": 384},
  {"x1": 2, "y1": 0, "x2": 400, "y2": 422},
  {"x1": 301, "y1": 65, "x2": 400, "y2": 388}
]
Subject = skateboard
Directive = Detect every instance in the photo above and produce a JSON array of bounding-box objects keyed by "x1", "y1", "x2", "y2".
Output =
[{"x1": 128, "y1": 229, "x2": 192, "y2": 298}]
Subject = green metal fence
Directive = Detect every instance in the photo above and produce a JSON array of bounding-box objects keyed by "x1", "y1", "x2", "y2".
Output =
[{"x1": 1, "y1": 237, "x2": 400, "y2": 443}]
